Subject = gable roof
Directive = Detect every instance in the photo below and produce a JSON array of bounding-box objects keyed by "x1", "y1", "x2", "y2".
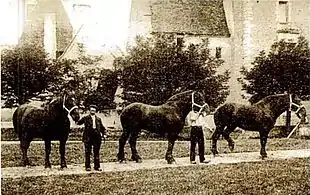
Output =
[
  {"x1": 20, "y1": 0, "x2": 73, "y2": 51},
  {"x1": 150, "y1": 0, "x2": 230, "y2": 37}
]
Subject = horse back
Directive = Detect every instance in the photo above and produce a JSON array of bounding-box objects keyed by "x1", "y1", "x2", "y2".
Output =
[
  {"x1": 14, "y1": 104, "x2": 45, "y2": 133},
  {"x1": 214, "y1": 102, "x2": 274, "y2": 130},
  {"x1": 120, "y1": 102, "x2": 183, "y2": 134},
  {"x1": 14, "y1": 103, "x2": 70, "y2": 140}
]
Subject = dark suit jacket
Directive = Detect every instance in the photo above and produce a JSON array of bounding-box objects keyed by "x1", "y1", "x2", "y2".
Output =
[{"x1": 77, "y1": 114, "x2": 106, "y2": 143}]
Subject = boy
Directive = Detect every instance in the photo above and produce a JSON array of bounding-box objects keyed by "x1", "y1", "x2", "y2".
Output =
[{"x1": 188, "y1": 104, "x2": 210, "y2": 164}]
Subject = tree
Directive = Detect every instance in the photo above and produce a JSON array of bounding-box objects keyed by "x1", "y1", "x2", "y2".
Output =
[
  {"x1": 69, "y1": 43, "x2": 119, "y2": 110},
  {"x1": 83, "y1": 69, "x2": 119, "y2": 110},
  {"x1": 240, "y1": 36, "x2": 310, "y2": 102},
  {"x1": 239, "y1": 36, "x2": 310, "y2": 135},
  {"x1": 115, "y1": 34, "x2": 230, "y2": 109},
  {"x1": 1, "y1": 43, "x2": 53, "y2": 106}
]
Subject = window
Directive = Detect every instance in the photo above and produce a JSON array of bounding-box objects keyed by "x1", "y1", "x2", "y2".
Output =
[
  {"x1": 279, "y1": 1, "x2": 289, "y2": 24},
  {"x1": 215, "y1": 47, "x2": 222, "y2": 59},
  {"x1": 176, "y1": 37, "x2": 183, "y2": 47}
]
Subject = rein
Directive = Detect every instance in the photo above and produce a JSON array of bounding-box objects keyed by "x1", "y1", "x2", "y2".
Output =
[
  {"x1": 191, "y1": 92, "x2": 209, "y2": 114},
  {"x1": 289, "y1": 94, "x2": 305, "y2": 114},
  {"x1": 63, "y1": 95, "x2": 78, "y2": 115}
]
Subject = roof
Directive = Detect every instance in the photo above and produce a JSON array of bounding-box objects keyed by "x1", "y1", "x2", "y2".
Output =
[{"x1": 150, "y1": 0, "x2": 230, "y2": 37}]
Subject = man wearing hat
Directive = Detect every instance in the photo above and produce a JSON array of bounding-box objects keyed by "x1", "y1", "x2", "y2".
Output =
[{"x1": 77, "y1": 105, "x2": 107, "y2": 171}]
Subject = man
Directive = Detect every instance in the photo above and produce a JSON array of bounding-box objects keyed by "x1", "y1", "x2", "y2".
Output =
[
  {"x1": 77, "y1": 105, "x2": 107, "y2": 171},
  {"x1": 188, "y1": 104, "x2": 210, "y2": 164}
]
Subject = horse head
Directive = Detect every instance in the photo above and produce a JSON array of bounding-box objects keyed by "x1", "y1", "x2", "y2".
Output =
[
  {"x1": 62, "y1": 93, "x2": 80, "y2": 122},
  {"x1": 290, "y1": 94, "x2": 308, "y2": 124}
]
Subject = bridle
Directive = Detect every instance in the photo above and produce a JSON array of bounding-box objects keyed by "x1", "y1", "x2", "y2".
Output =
[
  {"x1": 289, "y1": 94, "x2": 305, "y2": 115},
  {"x1": 192, "y1": 92, "x2": 209, "y2": 114},
  {"x1": 63, "y1": 94, "x2": 78, "y2": 115}
]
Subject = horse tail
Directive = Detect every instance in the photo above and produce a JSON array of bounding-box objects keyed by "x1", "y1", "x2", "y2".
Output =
[
  {"x1": 13, "y1": 107, "x2": 19, "y2": 135},
  {"x1": 214, "y1": 103, "x2": 235, "y2": 128},
  {"x1": 13, "y1": 106, "x2": 27, "y2": 138}
]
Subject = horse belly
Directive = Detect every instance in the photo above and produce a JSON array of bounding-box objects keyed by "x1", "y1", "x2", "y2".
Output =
[
  {"x1": 142, "y1": 118, "x2": 165, "y2": 135},
  {"x1": 236, "y1": 115, "x2": 271, "y2": 131}
]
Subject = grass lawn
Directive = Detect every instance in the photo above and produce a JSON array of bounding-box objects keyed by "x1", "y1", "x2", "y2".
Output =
[
  {"x1": 2, "y1": 138, "x2": 310, "y2": 168},
  {"x1": 2, "y1": 158, "x2": 310, "y2": 195}
]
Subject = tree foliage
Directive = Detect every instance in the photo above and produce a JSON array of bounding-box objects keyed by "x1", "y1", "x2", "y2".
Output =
[
  {"x1": 83, "y1": 69, "x2": 119, "y2": 110},
  {"x1": 240, "y1": 36, "x2": 310, "y2": 103},
  {"x1": 1, "y1": 43, "x2": 53, "y2": 106},
  {"x1": 115, "y1": 34, "x2": 230, "y2": 109}
]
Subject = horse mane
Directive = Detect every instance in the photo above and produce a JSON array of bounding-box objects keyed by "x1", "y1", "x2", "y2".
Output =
[
  {"x1": 166, "y1": 90, "x2": 193, "y2": 102},
  {"x1": 42, "y1": 96, "x2": 63, "y2": 112},
  {"x1": 254, "y1": 93, "x2": 287, "y2": 106}
]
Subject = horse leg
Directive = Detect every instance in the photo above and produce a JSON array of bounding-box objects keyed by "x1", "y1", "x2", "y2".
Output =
[
  {"x1": 129, "y1": 131, "x2": 142, "y2": 163},
  {"x1": 222, "y1": 125, "x2": 236, "y2": 152},
  {"x1": 165, "y1": 135, "x2": 177, "y2": 164},
  {"x1": 20, "y1": 138, "x2": 31, "y2": 166},
  {"x1": 117, "y1": 129, "x2": 130, "y2": 162},
  {"x1": 211, "y1": 126, "x2": 224, "y2": 156},
  {"x1": 259, "y1": 131, "x2": 268, "y2": 160},
  {"x1": 59, "y1": 140, "x2": 67, "y2": 169},
  {"x1": 44, "y1": 140, "x2": 52, "y2": 168}
]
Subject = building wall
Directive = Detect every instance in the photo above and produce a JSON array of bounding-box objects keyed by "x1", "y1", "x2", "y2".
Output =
[
  {"x1": 229, "y1": 0, "x2": 310, "y2": 102},
  {"x1": 19, "y1": 0, "x2": 73, "y2": 59},
  {"x1": 127, "y1": 0, "x2": 152, "y2": 46}
]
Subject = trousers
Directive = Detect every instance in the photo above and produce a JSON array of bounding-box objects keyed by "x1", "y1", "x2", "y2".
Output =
[
  {"x1": 84, "y1": 141, "x2": 101, "y2": 169},
  {"x1": 190, "y1": 126, "x2": 205, "y2": 162}
]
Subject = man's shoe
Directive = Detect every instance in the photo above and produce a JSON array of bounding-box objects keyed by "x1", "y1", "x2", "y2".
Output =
[
  {"x1": 200, "y1": 160, "x2": 210, "y2": 164},
  {"x1": 94, "y1": 168, "x2": 102, "y2": 171},
  {"x1": 190, "y1": 161, "x2": 197, "y2": 164},
  {"x1": 86, "y1": 167, "x2": 91, "y2": 171}
]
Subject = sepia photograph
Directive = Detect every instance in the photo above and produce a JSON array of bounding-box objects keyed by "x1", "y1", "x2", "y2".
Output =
[{"x1": 1, "y1": 0, "x2": 310, "y2": 194}]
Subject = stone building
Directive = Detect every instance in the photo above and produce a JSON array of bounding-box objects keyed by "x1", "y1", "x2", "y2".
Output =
[
  {"x1": 128, "y1": 0, "x2": 310, "y2": 102},
  {"x1": 17, "y1": 0, "x2": 92, "y2": 59}
]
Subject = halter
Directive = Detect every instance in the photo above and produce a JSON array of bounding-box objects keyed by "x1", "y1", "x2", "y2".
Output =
[
  {"x1": 191, "y1": 92, "x2": 210, "y2": 114},
  {"x1": 63, "y1": 95, "x2": 78, "y2": 115},
  {"x1": 289, "y1": 94, "x2": 305, "y2": 114}
]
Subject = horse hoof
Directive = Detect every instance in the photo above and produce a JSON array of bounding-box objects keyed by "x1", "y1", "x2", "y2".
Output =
[
  {"x1": 136, "y1": 159, "x2": 142, "y2": 163},
  {"x1": 229, "y1": 144, "x2": 235, "y2": 152},
  {"x1": 23, "y1": 160, "x2": 31, "y2": 167},
  {"x1": 261, "y1": 156, "x2": 267, "y2": 160},
  {"x1": 119, "y1": 159, "x2": 126, "y2": 163},
  {"x1": 211, "y1": 149, "x2": 219, "y2": 156},
  {"x1": 167, "y1": 159, "x2": 176, "y2": 164}
]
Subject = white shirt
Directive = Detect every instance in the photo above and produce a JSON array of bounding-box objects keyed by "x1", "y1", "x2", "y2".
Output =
[
  {"x1": 91, "y1": 115, "x2": 96, "y2": 129},
  {"x1": 188, "y1": 111, "x2": 206, "y2": 127}
]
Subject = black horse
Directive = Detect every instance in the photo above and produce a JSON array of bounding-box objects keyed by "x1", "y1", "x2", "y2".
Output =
[
  {"x1": 211, "y1": 93, "x2": 307, "y2": 159},
  {"x1": 13, "y1": 93, "x2": 80, "y2": 168},
  {"x1": 117, "y1": 90, "x2": 208, "y2": 164}
]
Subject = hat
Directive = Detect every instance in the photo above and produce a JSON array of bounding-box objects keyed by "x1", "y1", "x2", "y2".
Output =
[{"x1": 89, "y1": 105, "x2": 97, "y2": 110}]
